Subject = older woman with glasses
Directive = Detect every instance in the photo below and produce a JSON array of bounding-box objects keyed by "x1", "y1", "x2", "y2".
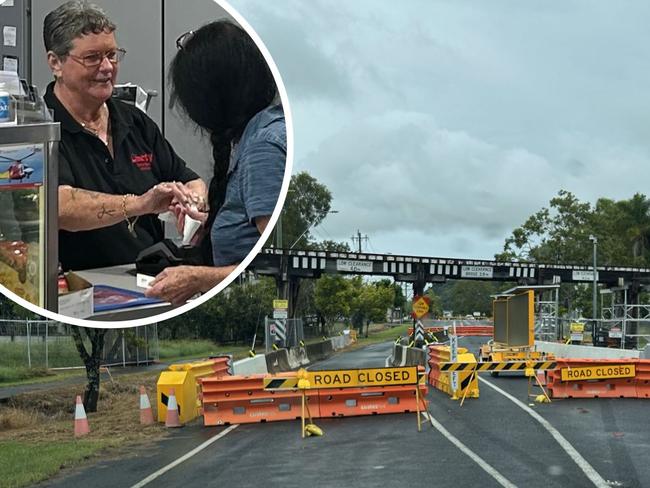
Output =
[
  {"x1": 43, "y1": 1, "x2": 207, "y2": 271},
  {"x1": 145, "y1": 20, "x2": 286, "y2": 305}
]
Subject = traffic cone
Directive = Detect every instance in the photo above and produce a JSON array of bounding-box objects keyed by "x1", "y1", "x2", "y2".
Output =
[
  {"x1": 74, "y1": 395, "x2": 90, "y2": 437},
  {"x1": 165, "y1": 388, "x2": 182, "y2": 428},
  {"x1": 139, "y1": 386, "x2": 154, "y2": 425}
]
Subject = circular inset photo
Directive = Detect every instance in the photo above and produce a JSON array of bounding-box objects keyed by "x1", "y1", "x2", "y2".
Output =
[{"x1": 0, "y1": 0, "x2": 293, "y2": 327}]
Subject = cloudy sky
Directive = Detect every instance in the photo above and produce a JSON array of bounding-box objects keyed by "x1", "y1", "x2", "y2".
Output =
[{"x1": 230, "y1": 0, "x2": 650, "y2": 260}]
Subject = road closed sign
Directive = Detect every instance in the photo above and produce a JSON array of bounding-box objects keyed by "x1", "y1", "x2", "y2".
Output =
[
  {"x1": 307, "y1": 367, "x2": 418, "y2": 389},
  {"x1": 560, "y1": 364, "x2": 636, "y2": 382}
]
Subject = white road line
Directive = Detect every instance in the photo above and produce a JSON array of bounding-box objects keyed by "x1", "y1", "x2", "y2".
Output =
[
  {"x1": 479, "y1": 377, "x2": 609, "y2": 488},
  {"x1": 426, "y1": 411, "x2": 518, "y2": 488},
  {"x1": 130, "y1": 424, "x2": 239, "y2": 488}
]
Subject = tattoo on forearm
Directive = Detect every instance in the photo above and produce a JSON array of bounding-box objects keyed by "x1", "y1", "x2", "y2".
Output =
[{"x1": 97, "y1": 204, "x2": 116, "y2": 220}]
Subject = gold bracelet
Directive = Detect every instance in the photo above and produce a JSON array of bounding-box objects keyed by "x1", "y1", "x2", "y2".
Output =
[{"x1": 122, "y1": 194, "x2": 139, "y2": 238}]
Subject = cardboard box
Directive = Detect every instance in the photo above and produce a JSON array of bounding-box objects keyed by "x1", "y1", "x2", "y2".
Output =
[{"x1": 58, "y1": 272, "x2": 94, "y2": 319}]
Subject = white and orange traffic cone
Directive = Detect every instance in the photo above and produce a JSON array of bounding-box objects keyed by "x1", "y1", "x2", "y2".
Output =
[
  {"x1": 165, "y1": 388, "x2": 182, "y2": 428},
  {"x1": 74, "y1": 395, "x2": 90, "y2": 437},
  {"x1": 139, "y1": 386, "x2": 154, "y2": 425}
]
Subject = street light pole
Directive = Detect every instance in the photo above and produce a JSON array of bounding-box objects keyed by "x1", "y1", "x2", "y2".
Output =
[{"x1": 589, "y1": 234, "x2": 598, "y2": 343}]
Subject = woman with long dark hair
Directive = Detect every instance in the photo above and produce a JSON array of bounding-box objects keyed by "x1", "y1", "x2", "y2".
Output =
[{"x1": 145, "y1": 20, "x2": 286, "y2": 305}]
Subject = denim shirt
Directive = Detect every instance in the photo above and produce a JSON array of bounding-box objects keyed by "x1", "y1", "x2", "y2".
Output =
[{"x1": 210, "y1": 105, "x2": 286, "y2": 266}]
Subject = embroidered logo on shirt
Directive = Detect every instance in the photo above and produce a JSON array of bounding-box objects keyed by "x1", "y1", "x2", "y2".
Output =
[{"x1": 131, "y1": 153, "x2": 153, "y2": 171}]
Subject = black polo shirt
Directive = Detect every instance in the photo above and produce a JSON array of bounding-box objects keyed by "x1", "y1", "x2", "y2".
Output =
[{"x1": 44, "y1": 82, "x2": 200, "y2": 271}]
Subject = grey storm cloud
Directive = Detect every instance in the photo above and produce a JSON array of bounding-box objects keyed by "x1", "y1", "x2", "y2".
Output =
[{"x1": 230, "y1": 0, "x2": 650, "y2": 259}]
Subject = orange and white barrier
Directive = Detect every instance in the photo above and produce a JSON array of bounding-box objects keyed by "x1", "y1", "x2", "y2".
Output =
[
  {"x1": 547, "y1": 358, "x2": 650, "y2": 399},
  {"x1": 201, "y1": 373, "x2": 319, "y2": 426},
  {"x1": 200, "y1": 370, "x2": 428, "y2": 426},
  {"x1": 408, "y1": 325, "x2": 493, "y2": 337},
  {"x1": 74, "y1": 395, "x2": 90, "y2": 437}
]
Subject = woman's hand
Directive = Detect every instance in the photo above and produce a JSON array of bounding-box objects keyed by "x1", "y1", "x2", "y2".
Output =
[
  {"x1": 136, "y1": 182, "x2": 189, "y2": 215},
  {"x1": 144, "y1": 264, "x2": 236, "y2": 305},
  {"x1": 144, "y1": 265, "x2": 203, "y2": 305}
]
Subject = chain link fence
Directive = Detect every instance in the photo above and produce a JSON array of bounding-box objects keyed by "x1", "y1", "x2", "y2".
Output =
[{"x1": 0, "y1": 320, "x2": 159, "y2": 369}]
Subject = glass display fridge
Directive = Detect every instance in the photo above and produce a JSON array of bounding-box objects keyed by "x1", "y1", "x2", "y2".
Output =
[{"x1": 0, "y1": 84, "x2": 59, "y2": 311}]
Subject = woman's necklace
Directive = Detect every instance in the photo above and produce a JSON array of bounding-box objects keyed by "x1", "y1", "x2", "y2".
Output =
[{"x1": 79, "y1": 104, "x2": 111, "y2": 148}]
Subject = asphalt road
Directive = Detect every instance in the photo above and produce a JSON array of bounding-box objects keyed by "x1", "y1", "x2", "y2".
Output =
[{"x1": 40, "y1": 330, "x2": 650, "y2": 488}]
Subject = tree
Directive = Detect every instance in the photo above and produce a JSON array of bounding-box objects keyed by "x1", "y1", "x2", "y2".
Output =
[
  {"x1": 314, "y1": 240, "x2": 351, "y2": 252},
  {"x1": 314, "y1": 275, "x2": 353, "y2": 335},
  {"x1": 277, "y1": 172, "x2": 332, "y2": 249},
  {"x1": 71, "y1": 327, "x2": 106, "y2": 412},
  {"x1": 497, "y1": 190, "x2": 593, "y2": 264},
  {"x1": 347, "y1": 278, "x2": 395, "y2": 336},
  {"x1": 450, "y1": 281, "x2": 495, "y2": 316},
  {"x1": 423, "y1": 287, "x2": 443, "y2": 318},
  {"x1": 616, "y1": 193, "x2": 650, "y2": 264}
]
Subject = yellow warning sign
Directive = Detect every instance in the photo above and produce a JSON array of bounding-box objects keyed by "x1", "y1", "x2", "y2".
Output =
[
  {"x1": 273, "y1": 299, "x2": 289, "y2": 309},
  {"x1": 412, "y1": 297, "x2": 430, "y2": 319},
  {"x1": 560, "y1": 364, "x2": 636, "y2": 382},
  {"x1": 570, "y1": 322, "x2": 585, "y2": 333},
  {"x1": 307, "y1": 367, "x2": 418, "y2": 389}
]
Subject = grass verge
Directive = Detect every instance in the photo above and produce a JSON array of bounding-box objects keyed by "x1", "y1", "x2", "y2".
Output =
[
  {"x1": 0, "y1": 371, "x2": 167, "y2": 488},
  {"x1": 159, "y1": 339, "x2": 252, "y2": 363},
  {"x1": 0, "y1": 440, "x2": 110, "y2": 488}
]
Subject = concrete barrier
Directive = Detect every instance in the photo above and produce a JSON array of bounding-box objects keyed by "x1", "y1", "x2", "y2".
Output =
[
  {"x1": 233, "y1": 355, "x2": 268, "y2": 375},
  {"x1": 289, "y1": 346, "x2": 310, "y2": 367},
  {"x1": 331, "y1": 336, "x2": 346, "y2": 350},
  {"x1": 404, "y1": 346, "x2": 426, "y2": 366},
  {"x1": 535, "y1": 341, "x2": 642, "y2": 360},
  {"x1": 305, "y1": 340, "x2": 334, "y2": 362},
  {"x1": 389, "y1": 344, "x2": 407, "y2": 367},
  {"x1": 265, "y1": 349, "x2": 291, "y2": 373}
]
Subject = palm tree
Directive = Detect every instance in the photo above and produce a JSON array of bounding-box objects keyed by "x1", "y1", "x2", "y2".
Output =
[{"x1": 617, "y1": 193, "x2": 650, "y2": 262}]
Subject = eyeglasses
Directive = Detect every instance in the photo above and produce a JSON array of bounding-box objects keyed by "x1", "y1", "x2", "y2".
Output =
[
  {"x1": 67, "y1": 48, "x2": 127, "y2": 68},
  {"x1": 176, "y1": 31, "x2": 194, "y2": 50}
]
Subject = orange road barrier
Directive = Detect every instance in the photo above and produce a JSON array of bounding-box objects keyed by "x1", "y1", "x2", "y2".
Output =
[
  {"x1": 408, "y1": 326, "x2": 494, "y2": 337},
  {"x1": 636, "y1": 360, "x2": 650, "y2": 399},
  {"x1": 165, "y1": 388, "x2": 182, "y2": 427},
  {"x1": 201, "y1": 368, "x2": 431, "y2": 428},
  {"x1": 74, "y1": 395, "x2": 90, "y2": 437},
  {"x1": 139, "y1": 385, "x2": 154, "y2": 425},
  {"x1": 547, "y1": 358, "x2": 650, "y2": 399},
  {"x1": 201, "y1": 373, "x2": 319, "y2": 426},
  {"x1": 318, "y1": 383, "x2": 428, "y2": 417}
]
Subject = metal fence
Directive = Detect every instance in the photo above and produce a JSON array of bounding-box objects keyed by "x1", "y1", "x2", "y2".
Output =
[
  {"x1": 0, "y1": 319, "x2": 159, "y2": 369},
  {"x1": 264, "y1": 317, "x2": 304, "y2": 352},
  {"x1": 554, "y1": 317, "x2": 650, "y2": 349}
]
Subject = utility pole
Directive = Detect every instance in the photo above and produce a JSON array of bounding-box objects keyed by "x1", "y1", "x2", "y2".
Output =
[
  {"x1": 589, "y1": 234, "x2": 598, "y2": 343},
  {"x1": 351, "y1": 229, "x2": 368, "y2": 253}
]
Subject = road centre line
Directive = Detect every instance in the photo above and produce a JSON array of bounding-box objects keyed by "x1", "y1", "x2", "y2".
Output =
[
  {"x1": 130, "y1": 424, "x2": 239, "y2": 488},
  {"x1": 425, "y1": 410, "x2": 518, "y2": 488},
  {"x1": 478, "y1": 377, "x2": 609, "y2": 488}
]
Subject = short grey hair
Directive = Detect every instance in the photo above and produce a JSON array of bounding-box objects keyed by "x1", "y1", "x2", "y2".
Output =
[{"x1": 43, "y1": 0, "x2": 116, "y2": 56}]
